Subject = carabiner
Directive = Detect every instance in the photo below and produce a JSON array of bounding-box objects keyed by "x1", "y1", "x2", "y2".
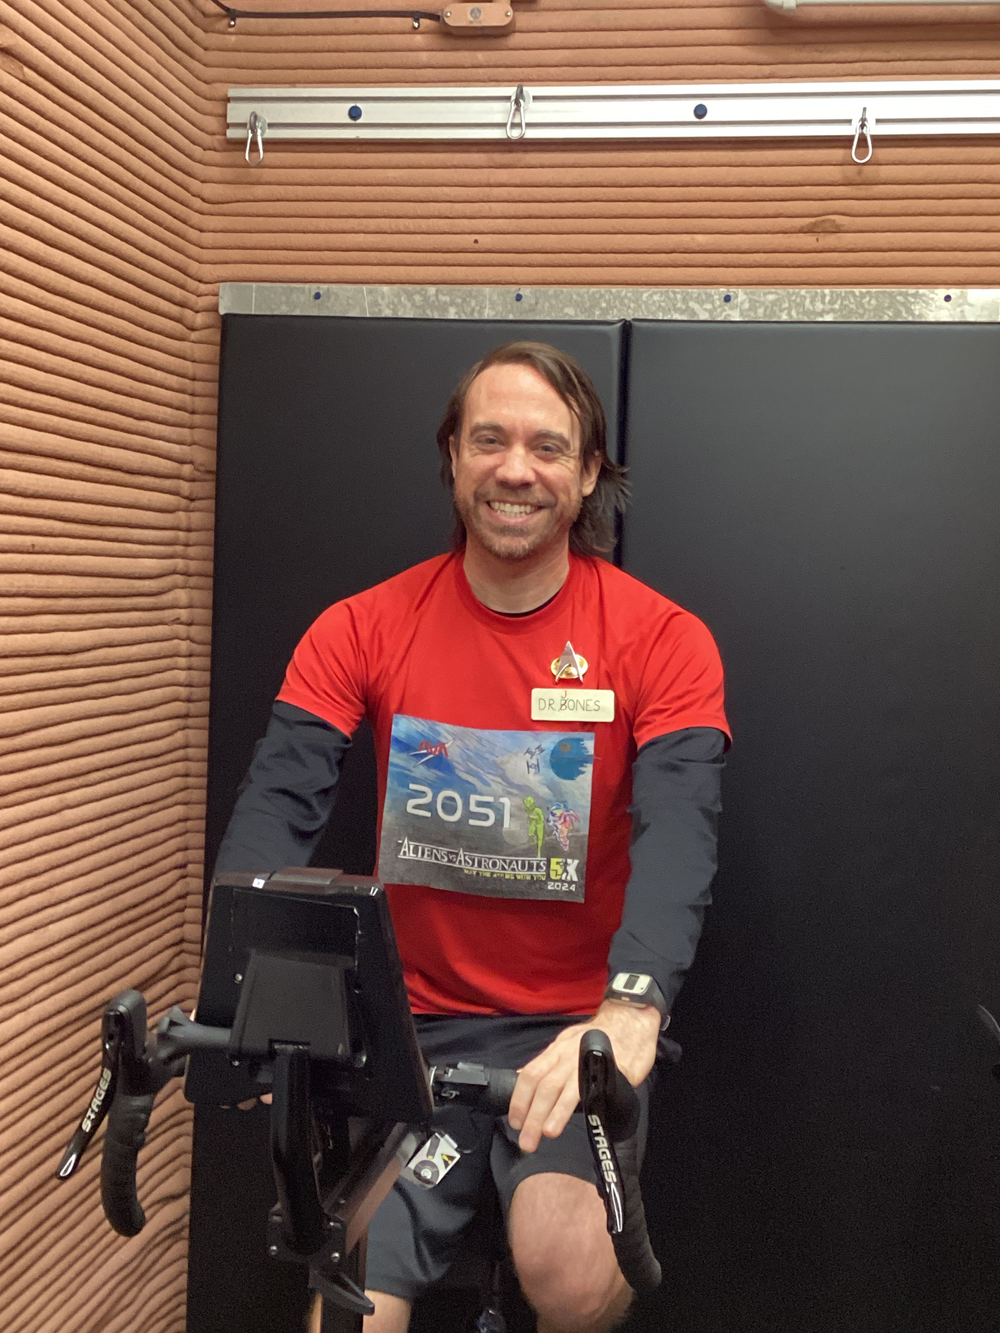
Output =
[
  {"x1": 851, "y1": 106, "x2": 873, "y2": 165},
  {"x1": 246, "y1": 111, "x2": 267, "y2": 165},
  {"x1": 506, "y1": 84, "x2": 526, "y2": 141}
]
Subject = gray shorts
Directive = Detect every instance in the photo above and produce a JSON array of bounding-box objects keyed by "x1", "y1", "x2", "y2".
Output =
[{"x1": 364, "y1": 1014, "x2": 651, "y2": 1303}]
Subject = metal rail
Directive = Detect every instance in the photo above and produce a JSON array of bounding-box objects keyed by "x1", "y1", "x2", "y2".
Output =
[{"x1": 227, "y1": 80, "x2": 1000, "y2": 149}]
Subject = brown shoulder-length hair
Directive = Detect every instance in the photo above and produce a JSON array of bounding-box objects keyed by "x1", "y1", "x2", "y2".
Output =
[{"x1": 436, "y1": 341, "x2": 629, "y2": 556}]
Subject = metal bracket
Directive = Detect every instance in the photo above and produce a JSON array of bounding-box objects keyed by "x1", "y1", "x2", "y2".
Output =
[{"x1": 442, "y1": 2, "x2": 514, "y2": 33}]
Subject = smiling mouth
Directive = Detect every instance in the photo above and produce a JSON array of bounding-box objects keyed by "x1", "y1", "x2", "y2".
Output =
[{"x1": 488, "y1": 500, "x2": 542, "y2": 517}]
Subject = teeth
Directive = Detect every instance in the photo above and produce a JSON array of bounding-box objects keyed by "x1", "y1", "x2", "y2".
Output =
[{"x1": 490, "y1": 502, "x2": 536, "y2": 516}]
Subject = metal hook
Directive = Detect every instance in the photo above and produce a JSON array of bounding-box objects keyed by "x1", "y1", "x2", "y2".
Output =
[
  {"x1": 506, "y1": 84, "x2": 526, "y2": 141},
  {"x1": 851, "y1": 106, "x2": 873, "y2": 165},
  {"x1": 245, "y1": 111, "x2": 267, "y2": 165}
]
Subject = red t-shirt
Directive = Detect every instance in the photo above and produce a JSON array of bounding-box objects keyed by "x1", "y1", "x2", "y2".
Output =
[{"x1": 278, "y1": 552, "x2": 729, "y2": 1016}]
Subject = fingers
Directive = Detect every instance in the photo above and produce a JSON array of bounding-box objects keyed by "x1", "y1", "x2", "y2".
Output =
[
  {"x1": 507, "y1": 1032, "x2": 574, "y2": 1131},
  {"x1": 534, "y1": 1071, "x2": 583, "y2": 1151},
  {"x1": 235, "y1": 1091, "x2": 273, "y2": 1111},
  {"x1": 508, "y1": 1048, "x2": 545, "y2": 1126},
  {"x1": 508, "y1": 1042, "x2": 582, "y2": 1153}
]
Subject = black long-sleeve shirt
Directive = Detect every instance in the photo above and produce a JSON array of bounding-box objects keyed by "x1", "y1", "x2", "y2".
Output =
[{"x1": 215, "y1": 701, "x2": 725, "y2": 1016}]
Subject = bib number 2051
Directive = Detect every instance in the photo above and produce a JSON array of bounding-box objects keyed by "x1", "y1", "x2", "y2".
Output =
[{"x1": 406, "y1": 784, "x2": 512, "y2": 829}]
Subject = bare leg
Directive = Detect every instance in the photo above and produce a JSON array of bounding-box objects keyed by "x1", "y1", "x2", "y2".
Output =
[
  {"x1": 308, "y1": 1290, "x2": 410, "y2": 1333},
  {"x1": 509, "y1": 1174, "x2": 632, "y2": 1333},
  {"x1": 536, "y1": 1291, "x2": 631, "y2": 1333},
  {"x1": 362, "y1": 1290, "x2": 412, "y2": 1333}
]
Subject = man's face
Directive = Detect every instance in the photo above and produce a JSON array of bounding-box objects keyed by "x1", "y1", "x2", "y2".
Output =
[{"x1": 449, "y1": 362, "x2": 600, "y2": 563}]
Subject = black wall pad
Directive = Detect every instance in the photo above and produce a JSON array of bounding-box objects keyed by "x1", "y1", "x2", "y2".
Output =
[
  {"x1": 622, "y1": 321, "x2": 1000, "y2": 1333},
  {"x1": 193, "y1": 315, "x2": 625, "y2": 1333},
  {"x1": 187, "y1": 1105, "x2": 312, "y2": 1333}
]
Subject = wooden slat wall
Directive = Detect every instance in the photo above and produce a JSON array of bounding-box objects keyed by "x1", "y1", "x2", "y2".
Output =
[
  {"x1": 3, "y1": 0, "x2": 998, "y2": 1329},
  {"x1": 201, "y1": 0, "x2": 1000, "y2": 286},
  {"x1": 0, "y1": 0, "x2": 212, "y2": 1327}
]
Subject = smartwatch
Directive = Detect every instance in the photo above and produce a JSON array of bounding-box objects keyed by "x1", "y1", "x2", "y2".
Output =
[{"x1": 603, "y1": 972, "x2": 670, "y2": 1029}]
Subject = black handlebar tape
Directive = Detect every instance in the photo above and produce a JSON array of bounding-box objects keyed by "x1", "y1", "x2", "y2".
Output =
[
  {"x1": 578, "y1": 1030, "x2": 660, "y2": 1295},
  {"x1": 101, "y1": 1092, "x2": 155, "y2": 1237},
  {"x1": 429, "y1": 1064, "x2": 519, "y2": 1116},
  {"x1": 481, "y1": 1066, "x2": 519, "y2": 1116},
  {"x1": 602, "y1": 1061, "x2": 640, "y2": 1142},
  {"x1": 610, "y1": 1133, "x2": 661, "y2": 1294}
]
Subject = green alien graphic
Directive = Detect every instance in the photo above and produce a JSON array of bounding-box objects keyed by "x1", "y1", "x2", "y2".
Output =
[{"x1": 523, "y1": 795, "x2": 545, "y2": 857}]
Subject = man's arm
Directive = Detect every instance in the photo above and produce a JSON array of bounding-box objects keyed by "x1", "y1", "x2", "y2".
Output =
[
  {"x1": 213, "y1": 701, "x2": 352, "y2": 875},
  {"x1": 609, "y1": 725, "x2": 727, "y2": 1011},
  {"x1": 508, "y1": 725, "x2": 725, "y2": 1152}
]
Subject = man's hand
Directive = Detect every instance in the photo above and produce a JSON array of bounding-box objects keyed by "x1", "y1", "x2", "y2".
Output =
[{"x1": 506, "y1": 1000, "x2": 660, "y2": 1153}]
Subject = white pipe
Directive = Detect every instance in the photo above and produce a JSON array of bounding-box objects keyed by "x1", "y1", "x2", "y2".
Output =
[{"x1": 766, "y1": 0, "x2": 1000, "y2": 11}]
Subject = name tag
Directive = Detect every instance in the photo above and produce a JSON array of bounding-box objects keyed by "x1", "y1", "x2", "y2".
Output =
[{"x1": 531, "y1": 688, "x2": 615, "y2": 723}]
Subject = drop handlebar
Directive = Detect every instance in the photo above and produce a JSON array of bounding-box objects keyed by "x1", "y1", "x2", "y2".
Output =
[
  {"x1": 430, "y1": 1030, "x2": 660, "y2": 1294},
  {"x1": 58, "y1": 994, "x2": 661, "y2": 1295}
]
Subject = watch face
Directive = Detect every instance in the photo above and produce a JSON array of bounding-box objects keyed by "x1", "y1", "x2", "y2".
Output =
[{"x1": 612, "y1": 972, "x2": 651, "y2": 998}]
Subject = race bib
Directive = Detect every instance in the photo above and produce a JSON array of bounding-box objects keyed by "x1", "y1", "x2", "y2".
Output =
[{"x1": 378, "y1": 715, "x2": 593, "y2": 902}]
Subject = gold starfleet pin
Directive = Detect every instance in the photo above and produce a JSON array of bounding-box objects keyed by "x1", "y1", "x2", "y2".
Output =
[{"x1": 551, "y1": 641, "x2": 588, "y2": 682}]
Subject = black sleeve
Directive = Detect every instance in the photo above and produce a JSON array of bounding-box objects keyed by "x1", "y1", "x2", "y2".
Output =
[
  {"x1": 212, "y1": 700, "x2": 352, "y2": 876},
  {"x1": 606, "y1": 726, "x2": 726, "y2": 1013}
]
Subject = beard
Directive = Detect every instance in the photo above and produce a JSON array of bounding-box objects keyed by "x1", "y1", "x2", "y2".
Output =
[{"x1": 454, "y1": 488, "x2": 583, "y2": 562}]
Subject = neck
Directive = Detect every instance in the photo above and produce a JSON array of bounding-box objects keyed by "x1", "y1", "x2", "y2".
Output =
[{"x1": 461, "y1": 539, "x2": 571, "y2": 614}]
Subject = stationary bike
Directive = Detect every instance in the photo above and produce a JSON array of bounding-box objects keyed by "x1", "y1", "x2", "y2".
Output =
[{"x1": 57, "y1": 868, "x2": 661, "y2": 1331}]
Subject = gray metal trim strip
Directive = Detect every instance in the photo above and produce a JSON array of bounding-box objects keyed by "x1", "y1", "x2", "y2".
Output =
[{"x1": 219, "y1": 284, "x2": 1000, "y2": 323}]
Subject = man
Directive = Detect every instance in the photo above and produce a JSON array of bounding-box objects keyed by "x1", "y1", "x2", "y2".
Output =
[{"x1": 216, "y1": 341, "x2": 729, "y2": 1332}]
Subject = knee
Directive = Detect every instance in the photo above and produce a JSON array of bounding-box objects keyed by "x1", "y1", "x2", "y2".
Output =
[
  {"x1": 508, "y1": 1177, "x2": 625, "y2": 1331},
  {"x1": 514, "y1": 1246, "x2": 623, "y2": 1330}
]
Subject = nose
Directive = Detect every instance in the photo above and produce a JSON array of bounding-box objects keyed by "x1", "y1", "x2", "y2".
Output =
[{"x1": 493, "y1": 442, "x2": 535, "y2": 486}]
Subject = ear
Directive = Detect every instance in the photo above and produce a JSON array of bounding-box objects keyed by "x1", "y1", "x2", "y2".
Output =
[
  {"x1": 580, "y1": 451, "x2": 601, "y2": 499},
  {"x1": 448, "y1": 434, "x2": 459, "y2": 483}
]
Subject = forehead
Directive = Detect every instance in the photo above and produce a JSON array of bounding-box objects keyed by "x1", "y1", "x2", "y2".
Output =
[{"x1": 462, "y1": 362, "x2": 580, "y2": 445}]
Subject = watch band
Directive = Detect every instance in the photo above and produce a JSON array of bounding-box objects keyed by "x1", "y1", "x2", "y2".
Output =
[{"x1": 604, "y1": 971, "x2": 670, "y2": 1029}]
